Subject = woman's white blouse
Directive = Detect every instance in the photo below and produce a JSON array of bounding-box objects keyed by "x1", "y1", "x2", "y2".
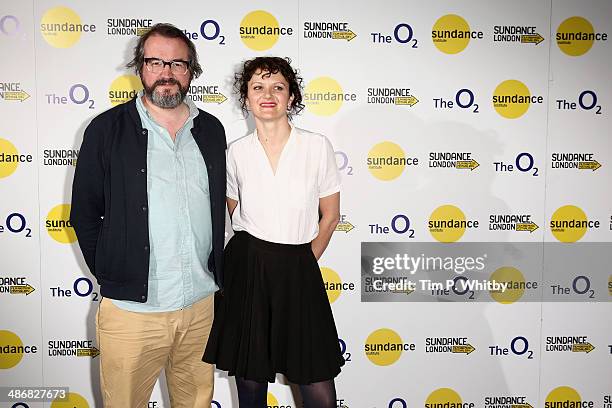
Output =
[{"x1": 227, "y1": 126, "x2": 341, "y2": 244}]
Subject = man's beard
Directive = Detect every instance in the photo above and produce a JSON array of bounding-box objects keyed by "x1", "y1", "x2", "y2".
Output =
[{"x1": 143, "y1": 77, "x2": 190, "y2": 109}]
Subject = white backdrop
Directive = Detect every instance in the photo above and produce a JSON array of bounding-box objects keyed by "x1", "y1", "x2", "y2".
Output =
[{"x1": 0, "y1": 1, "x2": 610, "y2": 407}]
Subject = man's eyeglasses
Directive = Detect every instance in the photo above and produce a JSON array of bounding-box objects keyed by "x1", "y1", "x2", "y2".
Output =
[{"x1": 144, "y1": 57, "x2": 190, "y2": 75}]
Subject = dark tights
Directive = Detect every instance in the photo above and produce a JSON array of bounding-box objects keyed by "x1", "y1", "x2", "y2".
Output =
[
  {"x1": 236, "y1": 377, "x2": 337, "y2": 408},
  {"x1": 235, "y1": 377, "x2": 267, "y2": 407}
]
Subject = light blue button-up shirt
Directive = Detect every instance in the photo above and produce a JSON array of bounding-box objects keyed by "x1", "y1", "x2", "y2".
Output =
[{"x1": 113, "y1": 93, "x2": 218, "y2": 312}]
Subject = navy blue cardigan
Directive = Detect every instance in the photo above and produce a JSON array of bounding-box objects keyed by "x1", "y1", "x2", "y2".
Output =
[{"x1": 70, "y1": 98, "x2": 226, "y2": 302}]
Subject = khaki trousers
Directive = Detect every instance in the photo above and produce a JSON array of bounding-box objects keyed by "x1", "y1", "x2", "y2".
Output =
[{"x1": 96, "y1": 295, "x2": 214, "y2": 407}]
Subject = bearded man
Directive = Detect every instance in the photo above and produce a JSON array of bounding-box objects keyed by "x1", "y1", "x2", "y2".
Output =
[{"x1": 70, "y1": 23, "x2": 226, "y2": 407}]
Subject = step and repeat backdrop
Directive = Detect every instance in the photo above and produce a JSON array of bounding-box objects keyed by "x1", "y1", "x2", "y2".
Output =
[{"x1": 1, "y1": 0, "x2": 611, "y2": 407}]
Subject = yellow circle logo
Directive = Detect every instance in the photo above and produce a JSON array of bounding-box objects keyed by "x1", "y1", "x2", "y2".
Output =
[
  {"x1": 46, "y1": 204, "x2": 77, "y2": 244},
  {"x1": 429, "y1": 205, "x2": 467, "y2": 242},
  {"x1": 489, "y1": 266, "x2": 526, "y2": 304},
  {"x1": 240, "y1": 10, "x2": 280, "y2": 51},
  {"x1": 493, "y1": 80, "x2": 532, "y2": 119},
  {"x1": 0, "y1": 330, "x2": 24, "y2": 369},
  {"x1": 109, "y1": 74, "x2": 143, "y2": 106},
  {"x1": 321, "y1": 267, "x2": 342, "y2": 303},
  {"x1": 432, "y1": 14, "x2": 471, "y2": 54},
  {"x1": 304, "y1": 77, "x2": 345, "y2": 116},
  {"x1": 40, "y1": 6, "x2": 83, "y2": 48},
  {"x1": 267, "y1": 392, "x2": 279, "y2": 407},
  {"x1": 51, "y1": 392, "x2": 90, "y2": 408},
  {"x1": 550, "y1": 205, "x2": 588, "y2": 243},
  {"x1": 0, "y1": 138, "x2": 19, "y2": 178},
  {"x1": 557, "y1": 17, "x2": 595, "y2": 56},
  {"x1": 365, "y1": 328, "x2": 404, "y2": 366},
  {"x1": 546, "y1": 386, "x2": 581, "y2": 407},
  {"x1": 367, "y1": 142, "x2": 406, "y2": 181},
  {"x1": 426, "y1": 388, "x2": 463, "y2": 406}
]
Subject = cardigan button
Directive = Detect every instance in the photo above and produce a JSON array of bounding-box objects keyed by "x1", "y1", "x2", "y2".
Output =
[
  {"x1": 144, "y1": 245, "x2": 149, "y2": 251},
  {"x1": 141, "y1": 129, "x2": 147, "y2": 135},
  {"x1": 140, "y1": 168, "x2": 145, "y2": 173}
]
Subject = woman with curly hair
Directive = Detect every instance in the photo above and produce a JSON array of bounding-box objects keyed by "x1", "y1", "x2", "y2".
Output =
[{"x1": 203, "y1": 56, "x2": 344, "y2": 407}]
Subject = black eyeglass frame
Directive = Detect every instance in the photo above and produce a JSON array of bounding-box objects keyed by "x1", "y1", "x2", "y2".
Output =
[{"x1": 143, "y1": 57, "x2": 191, "y2": 75}]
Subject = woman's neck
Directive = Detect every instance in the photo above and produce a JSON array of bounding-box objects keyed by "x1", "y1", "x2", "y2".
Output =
[{"x1": 255, "y1": 118, "x2": 291, "y2": 146}]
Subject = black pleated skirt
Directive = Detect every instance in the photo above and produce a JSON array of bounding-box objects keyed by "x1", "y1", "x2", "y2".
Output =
[{"x1": 203, "y1": 231, "x2": 345, "y2": 384}]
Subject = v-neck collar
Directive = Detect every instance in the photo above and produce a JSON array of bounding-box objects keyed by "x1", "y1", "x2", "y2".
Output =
[{"x1": 252, "y1": 124, "x2": 296, "y2": 176}]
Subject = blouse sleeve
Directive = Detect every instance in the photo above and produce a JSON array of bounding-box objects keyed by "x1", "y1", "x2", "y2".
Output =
[
  {"x1": 226, "y1": 144, "x2": 239, "y2": 201},
  {"x1": 317, "y1": 136, "x2": 341, "y2": 198}
]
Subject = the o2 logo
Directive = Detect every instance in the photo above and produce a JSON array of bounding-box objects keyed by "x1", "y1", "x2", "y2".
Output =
[
  {"x1": 339, "y1": 338, "x2": 352, "y2": 362},
  {"x1": 46, "y1": 84, "x2": 95, "y2": 109},
  {"x1": 368, "y1": 214, "x2": 415, "y2": 237},
  {"x1": 570, "y1": 276, "x2": 595, "y2": 298},
  {"x1": 335, "y1": 151, "x2": 353, "y2": 176},
  {"x1": 185, "y1": 20, "x2": 225, "y2": 45},
  {"x1": 68, "y1": 84, "x2": 95, "y2": 108},
  {"x1": 510, "y1": 336, "x2": 534, "y2": 359},
  {"x1": 388, "y1": 398, "x2": 407, "y2": 408},
  {"x1": 211, "y1": 401, "x2": 221, "y2": 408},
  {"x1": 394, "y1": 23, "x2": 418, "y2": 48},
  {"x1": 557, "y1": 90, "x2": 603, "y2": 114},
  {"x1": 73, "y1": 277, "x2": 100, "y2": 301},
  {"x1": 490, "y1": 336, "x2": 534, "y2": 359},
  {"x1": 0, "y1": 15, "x2": 20, "y2": 36},
  {"x1": 11, "y1": 403, "x2": 30, "y2": 408},
  {"x1": 455, "y1": 88, "x2": 479, "y2": 113},
  {"x1": 0, "y1": 213, "x2": 32, "y2": 237},
  {"x1": 515, "y1": 152, "x2": 539, "y2": 176},
  {"x1": 391, "y1": 214, "x2": 414, "y2": 237},
  {"x1": 578, "y1": 90, "x2": 602, "y2": 115},
  {"x1": 451, "y1": 276, "x2": 475, "y2": 300},
  {"x1": 200, "y1": 20, "x2": 225, "y2": 45},
  {"x1": 371, "y1": 23, "x2": 418, "y2": 48},
  {"x1": 494, "y1": 152, "x2": 539, "y2": 175}
]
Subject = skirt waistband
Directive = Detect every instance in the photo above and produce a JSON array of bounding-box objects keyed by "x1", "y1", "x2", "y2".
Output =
[{"x1": 233, "y1": 231, "x2": 311, "y2": 254}]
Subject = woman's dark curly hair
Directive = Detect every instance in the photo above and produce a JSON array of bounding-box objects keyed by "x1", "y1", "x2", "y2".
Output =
[{"x1": 234, "y1": 57, "x2": 304, "y2": 119}]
